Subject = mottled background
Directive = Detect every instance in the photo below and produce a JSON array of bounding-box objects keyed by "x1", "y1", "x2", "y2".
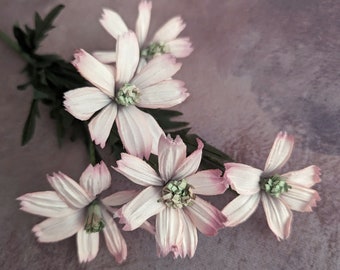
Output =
[{"x1": 0, "y1": 0, "x2": 339, "y2": 269}]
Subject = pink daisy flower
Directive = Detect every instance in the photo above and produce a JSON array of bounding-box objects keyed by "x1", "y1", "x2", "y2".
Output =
[
  {"x1": 17, "y1": 162, "x2": 137, "y2": 263},
  {"x1": 93, "y1": 0, "x2": 193, "y2": 64},
  {"x1": 114, "y1": 135, "x2": 228, "y2": 258},
  {"x1": 222, "y1": 131, "x2": 321, "y2": 240},
  {"x1": 64, "y1": 31, "x2": 189, "y2": 158}
]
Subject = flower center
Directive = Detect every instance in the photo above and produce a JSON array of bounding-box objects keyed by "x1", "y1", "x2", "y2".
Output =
[
  {"x1": 115, "y1": 83, "x2": 141, "y2": 106},
  {"x1": 141, "y1": 42, "x2": 168, "y2": 60},
  {"x1": 158, "y1": 179, "x2": 196, "y2": 209},
  {"x1": 260, "y1": 175, "x2": 291, "y2": 197},
  {"x1": 84, "y1": 200, "x2": 105, "y2": 233}
]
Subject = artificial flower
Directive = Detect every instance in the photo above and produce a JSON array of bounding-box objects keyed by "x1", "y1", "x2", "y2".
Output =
[
  {"x1": 114, "y1": 135, "x2": 227, "y2": 258},
  {"x1": 17, "y1": 161, "x2": 137, "y2": 264},
  {"x1": 222, "y1": 131, "x2": 321, "y2": 240},
  {"x1": 64, "y1": 31, "x2": 189, "y2": 158},
  {"x1": 93, "y1": 0, "x2": 193, "y2": 64}
]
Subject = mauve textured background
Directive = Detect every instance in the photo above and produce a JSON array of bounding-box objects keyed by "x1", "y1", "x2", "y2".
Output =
[{"x1": 0, "y1": 0, "x2": 339, "y2": 269}]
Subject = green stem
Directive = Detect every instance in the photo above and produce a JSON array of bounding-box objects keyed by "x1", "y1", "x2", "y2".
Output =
[
  {"x1": 89, "y1": 139, "x2": 97, "y2": 166},
  {"x1": 83, "y1": 122, "x2": 101, "y2": 165}
]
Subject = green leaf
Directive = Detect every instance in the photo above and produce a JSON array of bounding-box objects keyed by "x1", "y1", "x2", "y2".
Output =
[
  {"x1": 33, "y1": 89, "x2": 52, "y2": 100},
  {"x1": 182, "y1": 133, "x2": 233, "y2": 170},
  {"x1": 170, "y1": 127, "x2": 191, "y2": 137},
  {"x1": 143, "y1": 108, "x2": 190, "y2": 133},
  {"x1": 13, "y1": 26, "x2": 32, "y2": 54},
  {"x1": 34, "y1": 5, "x2": 65, "y2": 46},
  {"x1": 21, "y1": 100, "x2": 39, "y2": 145},
  {"x1": 17, "y1": 81, "x2": 31, "y2": 90},
  {"x1": 0, "y1": 30, "x2": 21, "y2": 54}
]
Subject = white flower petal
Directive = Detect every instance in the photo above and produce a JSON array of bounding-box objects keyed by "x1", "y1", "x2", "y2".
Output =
[
  {"x1": 131, "y1": 54, "x2": 182, "y2": 89},
  {"x1": 186, "y1": 169, "x2": 227, "y2": 196},
  {"x1": 184, "y1": 196, "x2": 226, "y2": 236},
  {"x1": 63, "y1": 87, "x2": 111, "y2": 121},
  {"x1": 102, "y1": 210, "x2": 127, "y2": 264},
  {"x1": 224, "y1": 163, "x2": 262, "y2": 195},
  {"x1": 88, "y1": 103, "x2": 118, "y2": 148},
  {"x1": 142, "y1": 111, "x2": 165, "y2": 155},
  {"x1": 152, "y1": 16, "x2": 186, "y2": 43},
  {"x1": 282, "y1": 165, "x2": 321, "y2": 188},
  {"x1": 102, "y1": 190, "x2": 140, "y2": 207},
  {"x1": 280, "y1": 184, "x2": 320, "y2": 212},
  {"x1": 264, "y1": 131, "x2": 295, "y2": 176},
  {"x1": 72, "y1": 49, "x2": 115, "y2": 97},
  {"x1": 79, "y1": 161, "x2": 111, "y2": 196},
  {"x1": 99, "y1": 8, "x2": 128, "y2": 40},
  {"x1": 158, "y1": 135, "x2": 187, "y2": 181},
  {"x1": 47, "y1": 172, "x2": 92, "y2": 208},
  {"x1": 114, "y1": 153, "x2": 163, "y2": 186},
  {"x1": 92, "y1": 50, "x2": 116, "y2": 64},
  {"x1": 136, "y1": 58, "x2": 147, "y2": 73},
  {"x1": 261, "y1": 193, "x2": 292, "y2": 240},
  {"x1": 156, "y1": 207, "x2": 183, "y2": 257},
  {"x1": 116, "y1": 106, "x2": 152, "y2": 159},
  {"x1": 77, "y1": 229, "x2": 99, "y2": 263},
  {"x1": 172, "y1": 138, "x2": 204, "y2": 181},
  {"x1": 222, "y1": 193, "x2": 261, "y2": 227},
  {"x1": 176, "y1": 211, "x2": 198, "y2": 258},
  {"x1": 166, "y1": 37, "x2": 193, "y2": 58},
  {"x1": 17, "y1": 191, "x2": 74, "y2": 218},
  {"x1": 116, "y1": 31, "x2": 140, "y2": 85},
  {"x1": 135, "y1": 1, "x2": 152, "y2": 46},
  {"x1": 118, "y1": 186, "x2": 165, "y2": 231},
  {"x1": 140, "y1": 220, "x2": 156, "y2": 235},
  {"x1": 137, "y1": 80, "x2": 189, "y2": 109},
  {"x1": 32, "y1": 209, "x2": 84, "y2": 242}
]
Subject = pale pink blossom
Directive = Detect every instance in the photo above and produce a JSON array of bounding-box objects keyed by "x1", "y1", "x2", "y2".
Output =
[
  {"x1": 222, "y1": 131, "x2": 321, "y2": 240},
  {"x1": 114, "y1": 135, "x2": 228, "y2": 258},
  {"x1": 93, "y1": 1, "x2": 193, "y2": 64},
  {"x1": 64, "y1": 31, "x2": 189, "y2": 158},
  {"x1": 17, "y1": 162, "x2": 136, "y2": 264}
]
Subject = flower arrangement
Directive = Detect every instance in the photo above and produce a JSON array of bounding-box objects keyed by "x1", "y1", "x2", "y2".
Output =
[{"x1": 1, "y1": 2, "x2": 321, "y2": 265}]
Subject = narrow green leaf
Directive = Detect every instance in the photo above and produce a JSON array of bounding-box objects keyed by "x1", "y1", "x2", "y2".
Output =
[
  {"x1": 34, "y1": 5, "x2": 65, "y2": 46},
  {"x1": 170, "y1": 127, "x2": 191, "y2": 137},
  {"x1": 158, "y1": 120, "x2": 189, "y2": 131},
  {"x1": 181, "y1": 133, "x2": 233, "y2": 170},
  {"x1": 13, "y1": 26, "x2": 31, "y2": 54},
  {"x1": 148, "y1": 109, "x2": 184, "y2": 118},
  {"x1": 33, "y1": 89, "x2": 52, "y2": 100},
  {"x1": 143, "y1": 108, "x2": 190, "y2": 133},
  {"x1": 17, "y1": 81, "x2": 31, "y2": 90},
  {"x1": 0, "y1": 30, "x2": 21, "y2": 53},
  {"x1": 21, "y1": 100, "x2": 39, "y2": 145}
]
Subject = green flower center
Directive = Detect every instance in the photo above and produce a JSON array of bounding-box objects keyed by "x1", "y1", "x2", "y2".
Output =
[
  {"x1": 115, "y1": 83, "x2": 140, "y2": 106},
  {"x1": 158, "y1": 179, "x2": 196, "y2": 209},
  {"x1": 141, "y1": 42, "x2": 168, "y2": 60},
  {"x1": 84, "y1": 200, "x2": 105, "y2": 233},
  {"x1": 260, "y1": 175, "x2": 291, "y2": 197}
]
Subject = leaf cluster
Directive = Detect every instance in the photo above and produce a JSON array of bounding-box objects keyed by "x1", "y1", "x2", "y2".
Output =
[{"x1": 3, "y1": 5, "x2": 101, "y2": 162}]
